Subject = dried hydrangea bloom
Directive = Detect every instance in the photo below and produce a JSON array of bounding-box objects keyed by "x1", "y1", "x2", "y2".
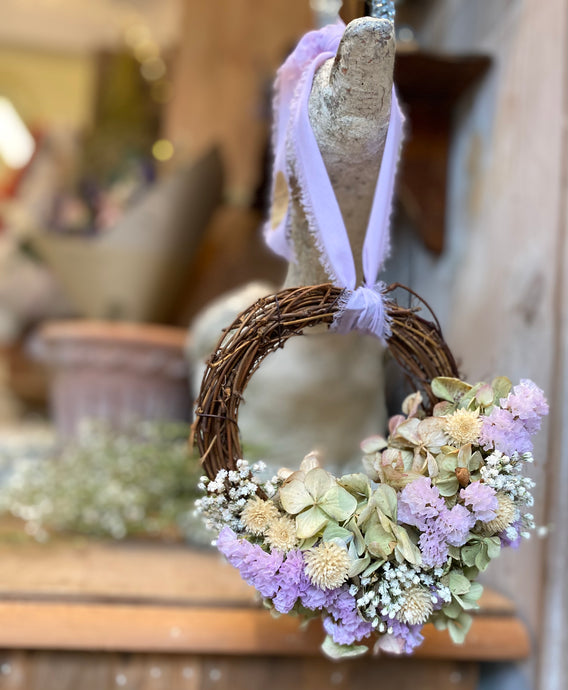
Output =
[
  {"x1": 241, "y1": 496, "x2": 280, "y2": 535},
  {"x1": 480, "y1": 493, "x2": 517, "y2": 535},
  {"x1": 397, "y1": 586, "x2": 434, "y2": 625},
  {"x1": 304, "y1": 541, "x2": 351, "y2": 590},
  {"x1": 265, "y1": 516, "x2": 298, "y2": 552},
  {"x1": 444, "y1": 409, "x2": 483, "y2": 447}
]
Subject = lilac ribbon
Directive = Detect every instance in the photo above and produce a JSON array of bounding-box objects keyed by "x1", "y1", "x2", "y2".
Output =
[{"x1": 264, "y1": 21, "x2": 404, "y2": 342}]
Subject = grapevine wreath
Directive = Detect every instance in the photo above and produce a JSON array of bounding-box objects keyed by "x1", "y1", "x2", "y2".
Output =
[
  {"x1": 193, "y1": 283, "x2": 547, "y2": 658},
  {"x1": 193, "y1": 6, "x2": 548, "y2": 660}
]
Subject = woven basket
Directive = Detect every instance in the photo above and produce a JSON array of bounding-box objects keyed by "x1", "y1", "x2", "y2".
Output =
[{"x1": 193, "y1": 283, "x2": 458, "y2": 480}]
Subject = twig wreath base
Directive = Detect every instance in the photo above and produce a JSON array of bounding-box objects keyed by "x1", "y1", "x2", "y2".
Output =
[
  {"x1": 193, "y1": 283, "x2": 546, "y2": 659},
  {"x1": 193, "y1": 283, "x2": 459, "y2": 481}
]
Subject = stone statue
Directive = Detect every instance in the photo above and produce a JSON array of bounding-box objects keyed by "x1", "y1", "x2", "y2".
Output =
[{"x1": 189, "y1": 17, "x2": 396, "y2": 472}]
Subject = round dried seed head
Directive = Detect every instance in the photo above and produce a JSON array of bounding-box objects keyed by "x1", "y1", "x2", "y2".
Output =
[
  {"x1": 265, "y1": 516, "x2": 298, "y2": 552},
  {"x1": 241, "y1": 496, "x2": 280, "y2": 535},
  {"x1": 397, "y1": 586, "x2": 434, "y2": 626},
  {"x1": 480, "y1": 493, "x2": 517, "y2": 535},
  {"x1": 304, "y1": 541, "x2": 351, "y2": 590},
  {"x1": 444, "y1": 409, "x2": 483, "y2": 447}
]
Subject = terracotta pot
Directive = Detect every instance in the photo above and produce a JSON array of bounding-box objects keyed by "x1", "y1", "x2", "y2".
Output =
[{"x1": 38, "y1": 321, "x2": 192, "y2": 439}]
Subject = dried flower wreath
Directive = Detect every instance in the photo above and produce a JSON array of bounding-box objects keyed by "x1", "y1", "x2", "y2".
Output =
[{"x1": 193, "y1": 284, "x2": 547, "y2": 658}]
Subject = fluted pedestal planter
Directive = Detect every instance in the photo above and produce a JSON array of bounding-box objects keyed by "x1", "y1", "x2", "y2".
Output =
[{"x1": 38, "y1": 321, "x2": 191, "y2": 439}]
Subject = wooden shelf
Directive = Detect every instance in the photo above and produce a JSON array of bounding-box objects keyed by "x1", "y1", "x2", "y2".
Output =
[
  {"x1": 0, "y1": 537, "x2": 530, "y2": 660},
  {"x1": 394, "y1": 51, "x2": 492, "y2": 254}
]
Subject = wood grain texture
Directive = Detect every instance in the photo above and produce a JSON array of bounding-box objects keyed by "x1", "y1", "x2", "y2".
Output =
[
  {"x1": 539, "y1": 2, "x2": 568, "y2": 687},
  {"x1": 0, "y1": 537, "x2": 517, "y2": 612},
  {"x1": 0, "y1": 601, "x2": 530, "y2": 660},
  {"x1": 383, "y1": 6, "x2": 568, "y2": 689},
  {"x1": 0, "y1": 539, "x2": 529, "y2": 661},
  {"x1": 0, "y1": 652, "x2": 478, "y2": 690}
]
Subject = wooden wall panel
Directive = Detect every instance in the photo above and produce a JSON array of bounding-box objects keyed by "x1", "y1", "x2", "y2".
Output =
[
  {"x1": 539, "y1": 24, "x2": 568, "y2": 688},
  {"x1": 383, "y1": 1, "x2": 568, "y2": 687}
]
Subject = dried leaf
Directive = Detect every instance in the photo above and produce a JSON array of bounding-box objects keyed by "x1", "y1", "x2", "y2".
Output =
[
  {"x1": 304, "y1": 468, "x2": 335, "y2": 500},
  {"x1": 319, "y1": 484, "x2": 357, "y2": 522},
  {"x1": 295, "y1": 506, "x2": 328, "y2": 539},
  {"x1": 278, "y1": 478, "x2": 313, "y2": 514},
  {"x1": 432, "y1": 377, "x2": 472, "y2": 404}
]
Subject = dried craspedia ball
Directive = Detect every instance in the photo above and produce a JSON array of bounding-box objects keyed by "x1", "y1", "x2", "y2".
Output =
[
  {"x1": 444, "y1": 409, "x2": 483, "y2": 447},
  {"x1": 480, "y1": 493, "x2": 517, "y2": 535},
  {"x1": 241, "y1": 496, "x2": 280, "y2": 535},
  {"x1": 397, "y1": 586, "x2": 434, "y2": 625},
  {"x1": 265, "y1": 516, "x2": 298, "y2": 552},
  {"x1": 304, "y1": 541, "x2": 351, "y2": 590}
]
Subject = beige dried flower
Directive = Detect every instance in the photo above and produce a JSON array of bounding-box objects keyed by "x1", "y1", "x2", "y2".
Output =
[
  {"x1": 397, "y1": 586, "x2": 434, "y2": 625},
  {"x1": 480, "y1": 493, "x2": 517, "y2": 535},
  {"x1": 241, "y1": 496, "x2": 279, "y2": 535},
  {"x1": 304, "y1": 541, "x2": 350, "y2": 590},
  {"x1": 444, "y1": 409, "x2": 483, "y2": 447},
  {"x1": 265, "y1": 516, "x2": 298, "y2": 552}
]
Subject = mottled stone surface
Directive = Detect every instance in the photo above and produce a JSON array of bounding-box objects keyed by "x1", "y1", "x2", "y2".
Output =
[{"x1": 285, "y1": 17, "x2": 395, "y2": 287}]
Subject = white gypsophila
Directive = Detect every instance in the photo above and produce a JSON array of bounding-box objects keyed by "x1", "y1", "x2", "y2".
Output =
[
  {"x1": 194, "y1": 460, "x2": 277, "y2": 536},
  {"x1": 352, "y1": 562, "x2": 451, "y2": 632},
  {"x1": 480, "y1": 451, "x2": 535, "y2": 507}
]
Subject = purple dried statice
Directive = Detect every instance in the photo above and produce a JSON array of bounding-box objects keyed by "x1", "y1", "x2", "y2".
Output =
[
  {"x1": 217, "y1": 529, "x2": 364, "y2": 630},
  {"x1": 502, "y1": 379, "x2": 549, "y2": 434},
  {"x1": 460, "y1": 482, "x2": 498, "y2": 522},
  {"x1": 216, "y1": 526, "x2": 283, "y2": 598},
  {"x1": 389, "y1": 619, "x2": 425, "y2": 654},
  {"x1": 399, "y1": 478, "x2": 474, "y2": 566},
  {"x1": 418, "y1": 525, "x2": 449, "y2": 568},
  {"x1": 439, "y1": 504, "x2": 476, "y2": 547},
  {"x1": 272, "y1": 549, "x2": 305, "y2": 613},
  {"x1": 323, "y1": 586, "x2": 373, "y2": 646},
  {"x1": 398, "y1": 477, "x2": 446, "y2": 531},
  {"x1": 299, "y1": 578, "x2": 329, "y2": 610},
  {"x1": 479, "y1": 407, "x2": 533, "y2": 456}
]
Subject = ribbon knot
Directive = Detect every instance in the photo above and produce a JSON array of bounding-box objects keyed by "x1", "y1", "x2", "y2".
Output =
[{"x1": 331, "y1": 283, "x2": 391, "y2": 342}]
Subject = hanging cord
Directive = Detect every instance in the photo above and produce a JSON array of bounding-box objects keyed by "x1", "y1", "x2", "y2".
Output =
[{"x1": 367, "y1": 0, "x2": 396, "y2": 21}]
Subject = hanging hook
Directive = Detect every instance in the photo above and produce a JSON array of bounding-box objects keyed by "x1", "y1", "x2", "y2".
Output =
[{"x1": 366, "y1": 0, "x2": 396, "y2": 22}]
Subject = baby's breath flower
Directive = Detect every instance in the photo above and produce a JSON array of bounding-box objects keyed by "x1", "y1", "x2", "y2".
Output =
[
  {"x1": 304, "y1": 541, "x2": 350, "y2": 590},
  {"x1": 444, "y1": 409, "x2": 482, "y2": 446},
  {"x1": 241, "y1": 496, "x2": 280, "y2": 535},
  {"x1": 397, "y1": 586, "x2": 434, "y2": 625},
  {"x1": 265, "y1": 516, "x2": 298, "y2": 552}
]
